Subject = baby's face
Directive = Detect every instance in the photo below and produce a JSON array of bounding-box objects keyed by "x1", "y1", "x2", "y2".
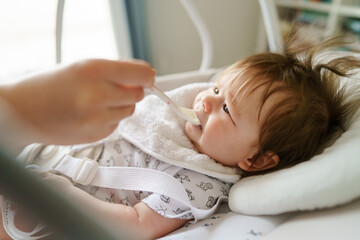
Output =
[{"x1": 185, "y1": 74, "x2": 271, "y2": 168}]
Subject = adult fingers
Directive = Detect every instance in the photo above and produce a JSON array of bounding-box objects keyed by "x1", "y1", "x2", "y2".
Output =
[
  {"x1": 103, "y1": 84, "x2": 145, "y2": 107},
  {"x1": 26, "y1": 167, "x2": 49, "y2": 178},
  {"x1": 96, "y1": 59, "x2": 156, "y2": 87},
  {"x1": 102, "y1": 105, "x2": 137, "y2": 124}
]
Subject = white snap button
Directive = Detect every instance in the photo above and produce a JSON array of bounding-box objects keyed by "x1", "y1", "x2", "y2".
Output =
[{"x1": 40, "y1": 145, "x2": 59, "y2": 160}]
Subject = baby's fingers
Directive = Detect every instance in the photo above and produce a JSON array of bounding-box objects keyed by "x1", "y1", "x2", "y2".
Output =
[
  {"x1": 26, "y1": 165, "x2": 49, "y2": 178},
  {"x1": 26, "y1": 166, "x2": 73, "y2": 189}
]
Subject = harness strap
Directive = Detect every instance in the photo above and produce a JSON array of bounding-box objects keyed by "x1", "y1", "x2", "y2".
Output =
[
  {"x1": 1, "y1": 154, "x2": 226, "y2": 239},
  {"x1": 2, "y1": 199, "x2": 50, "y2": 240},
  {"x1": 53, "y1": 155, "x2": 226, "y2": 220}
]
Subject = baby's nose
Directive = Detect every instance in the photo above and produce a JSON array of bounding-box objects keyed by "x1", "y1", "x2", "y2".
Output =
[
  {"x1": 202, "y1": 96, "x2": 213, "y2": 113},
  {"x1": 202, "y1": 101, "x2": 210, "y2": 113}
]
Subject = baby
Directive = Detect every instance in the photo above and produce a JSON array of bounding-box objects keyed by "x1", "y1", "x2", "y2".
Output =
[{"x1": 5, "y1": 28, "x2": 360, "y2": 239}]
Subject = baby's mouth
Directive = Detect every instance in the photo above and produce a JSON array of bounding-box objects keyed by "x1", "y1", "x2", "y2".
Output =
[{"x1": 194, "y1": 110, "x2": 202, "y2": 130}]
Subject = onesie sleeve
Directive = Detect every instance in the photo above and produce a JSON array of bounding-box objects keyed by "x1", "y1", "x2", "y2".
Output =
[{"x1": 141, "y1": 168, "x2": 232, "y2": 221}]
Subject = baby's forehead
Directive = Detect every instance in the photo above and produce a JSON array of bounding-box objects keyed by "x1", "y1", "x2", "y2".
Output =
[
  {"x1": 216, "y1": 70, "x2": 260, "y2": 100},
  {"x1": 219, "y1": 71, "x2": 288, "y2": 118}
]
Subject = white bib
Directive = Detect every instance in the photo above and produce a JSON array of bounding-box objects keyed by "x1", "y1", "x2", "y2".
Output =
[{"x1": 117, "y1": 82, "x2": 241, "y2": 183}]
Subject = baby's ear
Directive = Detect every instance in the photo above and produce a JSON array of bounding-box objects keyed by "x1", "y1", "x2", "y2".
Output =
[{"x1": 238, "y1": 151, "x2": 279, "y2": 172}]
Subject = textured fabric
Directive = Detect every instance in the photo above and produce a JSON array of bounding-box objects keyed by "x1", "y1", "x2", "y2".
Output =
[
  {"x1": 77, "y1": 138, "x2": 231, "y2": 220},
  {"x1": 118, "y1": 82, "x2": 240, "y2": 183}
]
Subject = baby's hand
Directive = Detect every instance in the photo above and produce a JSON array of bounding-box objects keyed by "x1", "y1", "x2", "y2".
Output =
[{"x1": 27, "y1": 165, "x2": 74, "y2": 195}]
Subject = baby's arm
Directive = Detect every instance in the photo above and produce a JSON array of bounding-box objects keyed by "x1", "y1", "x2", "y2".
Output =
[
  {"x1": 133, "y1": 202, "x2": 189, "y2": 239},
  {"x1": 63, "y1": 186, "x2": 188, "y2": 239},
  {"x1": 34, "y1": 171, "x2": 188, "y2": 239},
  {"x1": 64, "y1": 183, "x2": 189, "y2": 239}
]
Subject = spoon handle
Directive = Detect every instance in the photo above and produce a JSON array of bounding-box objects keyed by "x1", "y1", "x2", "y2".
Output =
[
  {"x1": 147, "y1": 85, "x2": 178, "y2": 110},
  {"x1": 147, "y1": 85, "x2": 200, "y2": 124}
]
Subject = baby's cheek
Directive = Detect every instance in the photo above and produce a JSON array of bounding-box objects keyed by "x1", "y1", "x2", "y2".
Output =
[
  {"x1": 202, "y1": 128, "x2": 220, "y2": 148},
  {"x1": 204, "y1": 123, "x2": 226, "y2": 144},
  {"x1": 192, "y1": 92, "x2": 203, "y2": 107},
  {"x1": 199, "y1": 132, "x2": 224, "y2": 161}
]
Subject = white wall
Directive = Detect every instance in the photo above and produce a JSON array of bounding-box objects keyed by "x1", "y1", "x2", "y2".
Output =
[{"x1": 143, "y1": 0, "x2": 262, "y2": 76}]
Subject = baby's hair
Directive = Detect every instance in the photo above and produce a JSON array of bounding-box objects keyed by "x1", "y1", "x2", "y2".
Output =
[{"x1": 224, "y1": 27, "x2": 360, "y2": 175}]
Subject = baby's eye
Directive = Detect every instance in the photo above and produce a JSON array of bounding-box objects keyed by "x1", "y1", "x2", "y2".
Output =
[
  {"x1": 214, "y1": 87, "x2": 219, "y2": 94},
  {"x1": 223, "y1": 104, "x2": 230, "y2": 114}
]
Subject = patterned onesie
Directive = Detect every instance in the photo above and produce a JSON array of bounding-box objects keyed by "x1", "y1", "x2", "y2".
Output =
[{"x1": 77, "y1": 137, "x2": 232, "y2": 220}]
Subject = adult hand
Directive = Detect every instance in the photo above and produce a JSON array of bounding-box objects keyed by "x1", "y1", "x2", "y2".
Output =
[{"x1": 0, "y1": 59, "x2": 155, "y2": 145}]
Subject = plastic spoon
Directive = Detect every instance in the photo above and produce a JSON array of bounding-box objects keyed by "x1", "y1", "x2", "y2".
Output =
[{"x1": 147, "y1": 85, "x2": 201, "y2": 125}]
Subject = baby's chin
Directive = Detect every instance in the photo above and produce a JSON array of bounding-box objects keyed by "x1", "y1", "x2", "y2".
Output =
[
  {"x1": 184, "y1": 121, "x2": 192, "y2": 138},
  {"x1": 185, "y1": 122, "x2": 198, "y2": 145},
  {"x1": 185, "y1": 121, "x2": 204, "y2": 153}
]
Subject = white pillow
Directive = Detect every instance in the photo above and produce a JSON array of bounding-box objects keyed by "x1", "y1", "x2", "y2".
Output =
[{"x1": 229, "y1": 109, "x2": 360, "y2": 215}]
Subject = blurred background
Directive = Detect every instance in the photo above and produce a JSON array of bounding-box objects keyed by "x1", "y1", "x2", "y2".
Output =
[
  {"x1": 1, "y1": 0, "x2": 360, "y2": 83},
  {"x1": 0, "y1": 0, "x2": 261, "y2": 82}
]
